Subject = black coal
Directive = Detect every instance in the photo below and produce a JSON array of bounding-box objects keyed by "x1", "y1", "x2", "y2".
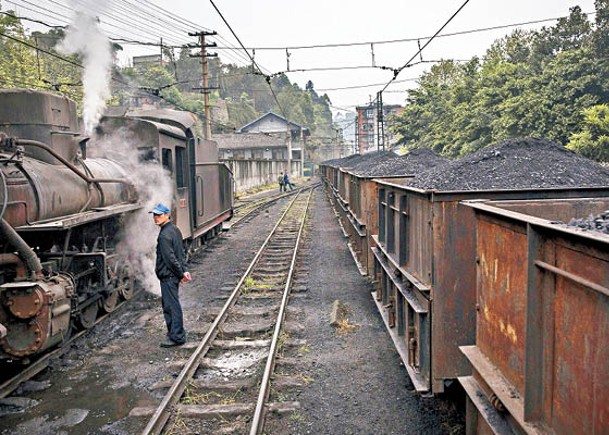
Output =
[
  {"x1": 351, "y1": 149, "x2": 448, "y2": 177},
  {"x1": 566, "y1": 211, "x2": 609, "y2": 234},
  {"x1": 405, "y1": 137, "x2": 609, "y2": 191}
]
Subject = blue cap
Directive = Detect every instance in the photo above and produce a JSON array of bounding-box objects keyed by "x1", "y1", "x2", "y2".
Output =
[{"x1": 150, "y1": 203, "x2": 170, "y2": 215}]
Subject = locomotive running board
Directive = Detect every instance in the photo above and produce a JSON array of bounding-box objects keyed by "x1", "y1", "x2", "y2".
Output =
[{"x1": 15, "y1": 203, "x2": 142, "y2": 231}]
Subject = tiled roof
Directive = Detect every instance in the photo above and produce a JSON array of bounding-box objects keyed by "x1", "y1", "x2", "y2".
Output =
[{"x1": 214, "y1": 133, "x2": 286, "y2": 150}]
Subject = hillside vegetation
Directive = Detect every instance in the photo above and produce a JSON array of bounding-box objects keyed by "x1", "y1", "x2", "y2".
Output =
[{"x1": 391, "y1": 1, "x2": 609, "y2": 161}]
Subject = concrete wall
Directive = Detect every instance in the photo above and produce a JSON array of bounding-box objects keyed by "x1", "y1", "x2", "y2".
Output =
[{"x1": 222, "y1": 159, "x2": 302, "y2": 192}]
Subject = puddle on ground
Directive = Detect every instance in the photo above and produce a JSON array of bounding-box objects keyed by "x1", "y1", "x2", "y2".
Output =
[{"x1": 0, "y1": 360, "x2": 157, "y2": 434}]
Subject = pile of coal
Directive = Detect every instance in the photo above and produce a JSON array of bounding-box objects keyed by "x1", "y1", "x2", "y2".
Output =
[
  {"x1": 406, "y1": 137, "x2": 609, "y2": 191},
  {"x1": 322, "y1": 153, "x2": 363, "y2": 168},
  {"x1": 566, "y1": 211, "x2": 609, "y2": 234},
  {"x1": 351, "y1": 149, "x2": 448, "y2": 177},
  {"x1": 341, "y1": 151, "x2": 396, "y2": 170}
]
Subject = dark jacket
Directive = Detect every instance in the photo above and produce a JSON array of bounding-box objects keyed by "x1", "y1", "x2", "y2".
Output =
[{"x1": 155, "y1": 222, "x2": 187, "y2": 280}]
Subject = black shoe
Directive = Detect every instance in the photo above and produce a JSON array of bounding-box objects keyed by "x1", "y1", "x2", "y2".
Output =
[{"x1": 160, "y1": 339, "x2": 184, "y2": 348}]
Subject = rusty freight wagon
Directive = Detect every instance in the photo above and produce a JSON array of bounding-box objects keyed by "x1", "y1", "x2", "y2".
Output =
[
  {"x1": 460, "y1": 197, "x2": 609, "y2": 435},
  {"x1": 320, "y1": 153, "x2": 393, "y2": 272},
  {"x1": 321, "y1": 150, "x2": 446, "y2": 275},
  {"x1": 371, "y1": 138, "x2": 609, "y2": 395}
]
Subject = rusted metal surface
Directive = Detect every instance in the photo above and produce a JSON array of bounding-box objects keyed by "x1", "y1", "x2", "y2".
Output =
[
  {"x1": 0, "y1": 140, "x2": 133, "y2": 227},
  {"x1": 476, "y1": 214, "x2": 528, "y2": 396},
  {"x1": 373, "y1": 181, "x2": 609, "y2": 395},
  {"x1": 0, "y1": 89, "x2": 80, "y2": 165},
  {"x1": 0, "y1": 274, "x2": 73, "y2": 357},
  {"x1": 462, "y1": 197, "x2": 609, "y2": 434}
]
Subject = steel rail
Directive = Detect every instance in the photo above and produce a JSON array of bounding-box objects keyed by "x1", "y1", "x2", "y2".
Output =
[
  {"x1": 142, "y1": 187, "x2": 311, "y2": 435},
  {"x1": 232, "y1": 189, "x2": 301, "y2": 227},
  {"x1": 249, "y1": 186, "x2": 314, "y2": 434}
]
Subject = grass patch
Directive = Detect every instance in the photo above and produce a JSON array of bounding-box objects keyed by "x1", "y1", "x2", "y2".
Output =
[
  {"x1": 241, "y1": 276, "x2": 255, "y2": 294},
  {"x1": 277, "y1": 331, "x2": 290, "y2": 356},
  {"x1": 298, "y1": 343, "x2": 311, "y2": 354},
  {"x1": 289, "y1": 412, "x2": 306, "y2": 423},
  {"x1": 167, "y1": 408, "x2": 187, "y2": 434},
  {"x1": 294, "y1": 373, "x2": 314, "y2": 385},
  {"x1": 335, "y1": 318, "x2": 359, "y2": 335}
]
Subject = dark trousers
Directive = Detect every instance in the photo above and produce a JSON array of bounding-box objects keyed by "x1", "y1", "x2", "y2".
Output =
[{"x1": 160, "y1": 277, "x2": 186, "y2": 343}]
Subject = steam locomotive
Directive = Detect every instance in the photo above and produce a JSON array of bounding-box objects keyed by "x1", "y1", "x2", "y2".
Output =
[{"x1": 0, "y1": 89, "x2": 233, "y2": 362}]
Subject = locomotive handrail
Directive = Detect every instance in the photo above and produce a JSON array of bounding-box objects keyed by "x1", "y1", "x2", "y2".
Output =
[
  {"x1": 0, "y1": 218, "x2": 42, "y2": 278},
  {"x1": 2, "y1": 137, "x2": 132, "y2": 188}
]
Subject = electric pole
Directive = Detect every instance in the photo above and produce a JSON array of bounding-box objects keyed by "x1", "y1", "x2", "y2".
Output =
[
  {"x1": 188, "y1": 31, "x2": 218, "y2": 140},
  {"x1": 376, "y1": 91, "x2": 385, "y2": 152},
  {"x1": 286, "y1": 121, "x2": 292, "y2": 175}
]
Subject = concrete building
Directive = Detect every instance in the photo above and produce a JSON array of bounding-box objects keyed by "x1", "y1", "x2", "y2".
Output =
[
  {"x1": 355, "y1": 104, "x2": 403, "y2": 154},
  {"x1": 214, "y1": 133, "x2": 297, "y2": 161},
  {"x1": 132, "y1": 54, "x2": 166, "y2": 69},
  {"x1": 215, "y1": 112, "x2": 309, "y2": 161}
]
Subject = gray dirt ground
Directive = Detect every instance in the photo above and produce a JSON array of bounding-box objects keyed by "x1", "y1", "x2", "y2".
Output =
[{"x1": 0, "y1": 183, "x2": 463, "y2": 434}]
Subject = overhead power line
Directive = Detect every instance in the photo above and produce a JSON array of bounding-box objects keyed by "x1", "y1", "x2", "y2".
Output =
[
  {"x1": 208, "y1": 0, "x2": 287, "y2": 120},
  {"x1": 381, "y1": 0, "x2": 472, "y2": 93},
  {"x1": 213, "y1": 11, "x2": 597, "y2": 51}
]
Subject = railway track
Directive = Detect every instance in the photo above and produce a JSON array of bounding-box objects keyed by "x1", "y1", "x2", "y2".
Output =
[
  {"x1": 231, "y1": 182, "x2": 316, "y2": 228},
  {"x1": 132, "y1": 186, "x2": 314, "y2": 434}
]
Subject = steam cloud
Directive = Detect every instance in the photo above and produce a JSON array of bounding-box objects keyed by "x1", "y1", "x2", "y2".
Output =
[
  {"x1": 89, "y1": 128, "x2": 173, "y2": 296},
  {"x1": 60, "y1": 1, "x2": 174, "y2": 296},
  {"x1": 58, "y1": 4, "x2": 112, "y2": 134}
]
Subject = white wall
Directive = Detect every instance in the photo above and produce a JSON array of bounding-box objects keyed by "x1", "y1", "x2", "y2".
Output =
[{"x1": 223, "y1": 159, "x2": 302, "y2": 192}]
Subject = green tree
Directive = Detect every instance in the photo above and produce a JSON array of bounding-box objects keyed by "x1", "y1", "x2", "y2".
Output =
[
  {"x1": 0, "y1": 8, "x2": 44, "y2": 91},
  {"x1": 567, "y1": 104, "x2": 609, "y2": 161}
]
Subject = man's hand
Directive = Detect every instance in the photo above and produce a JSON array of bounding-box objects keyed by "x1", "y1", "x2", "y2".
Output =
[{"x1": 181, "y1": 271, "x2": 192, "y2": 284}]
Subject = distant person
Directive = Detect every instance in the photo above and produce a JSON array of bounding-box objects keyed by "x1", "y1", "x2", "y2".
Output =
[
  {"x1": 151, "y1": 203, "x2": 191, "y2": 348},
  {"x1": 278, "y1": 171, "x2": 285, "y2": 192},
  {"x1": 283, "y1": 171, "x2": 294, "y2": 191}
]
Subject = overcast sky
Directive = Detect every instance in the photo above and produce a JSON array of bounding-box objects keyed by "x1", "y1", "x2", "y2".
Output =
[
  {"x1": 135, "y1": 0, "x2": 597, "y2": 113},
  {"x1": 7, "y1": 0, "x2": 599, "y2": 114}
]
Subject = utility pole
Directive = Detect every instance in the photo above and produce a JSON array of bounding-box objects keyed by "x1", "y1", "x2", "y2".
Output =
[
  {"x1": 300, "y1": 128, "x2": 305, "y2": 177},
  {"x1": 188, "y1": 30, "x2": 218, "y2": 140},
  {"x1": 286, "y1": 121, "x2": 292, "y2": 175},
  {"x1": 160, "y1": 38, "x2": 163, "y2": 66},
  {"x1": 355, "y1": 113, "x2": 359, "y2": 155},
  {"x1": 376, "y1": 91, "x2": 385, "y2": 152}
]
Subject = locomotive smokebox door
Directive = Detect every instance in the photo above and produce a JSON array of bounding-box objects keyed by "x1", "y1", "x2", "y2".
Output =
[{"x1": 0, "y1": 277, "x2": 72, "y2": 358}]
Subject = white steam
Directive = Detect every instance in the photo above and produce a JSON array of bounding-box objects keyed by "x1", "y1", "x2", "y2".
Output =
[
  {"x1": 90, "y1": 128, "x2": 173, "y2": 296},
  {"x1": 58, "y1": 6, "x2": 112, "y2": 134}
]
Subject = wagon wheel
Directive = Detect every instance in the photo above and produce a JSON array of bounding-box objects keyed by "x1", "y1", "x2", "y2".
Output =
[
  {"x1": 118, "y1": 266, "x2": 135, "y2": 300},
  {"x1": 100, "y1": 289, "x2": 119, "y2": 313},
  {"x1": 76, "y1": 302, "x2": 98, "y2": 329}
]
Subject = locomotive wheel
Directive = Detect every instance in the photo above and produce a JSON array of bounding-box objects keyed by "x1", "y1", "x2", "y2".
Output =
[
  {"x1": 77, "y1": 303, "x2": 98, "y2": 329},
  {"x1": 100, "y1": 290, "x2": 119, "y2": 313},
  {"x1": 119, "y1": 274, "x2": 135, "y2": 300}
]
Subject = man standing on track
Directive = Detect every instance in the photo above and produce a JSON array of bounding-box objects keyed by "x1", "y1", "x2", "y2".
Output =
[
  {"x1": 151, "y1": 203, "x2": 192, "y2": 347},
  {"x1": 283, "y1": 171, "x2": 294, "y2": 191},
  {"x1": 278, "y1": 171, "x2": 284, "y2": 192}
]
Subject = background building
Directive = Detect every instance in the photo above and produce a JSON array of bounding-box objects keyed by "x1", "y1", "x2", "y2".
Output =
[{"x1": 356, "y1": 104, "x2": 403, "y2": 154}]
